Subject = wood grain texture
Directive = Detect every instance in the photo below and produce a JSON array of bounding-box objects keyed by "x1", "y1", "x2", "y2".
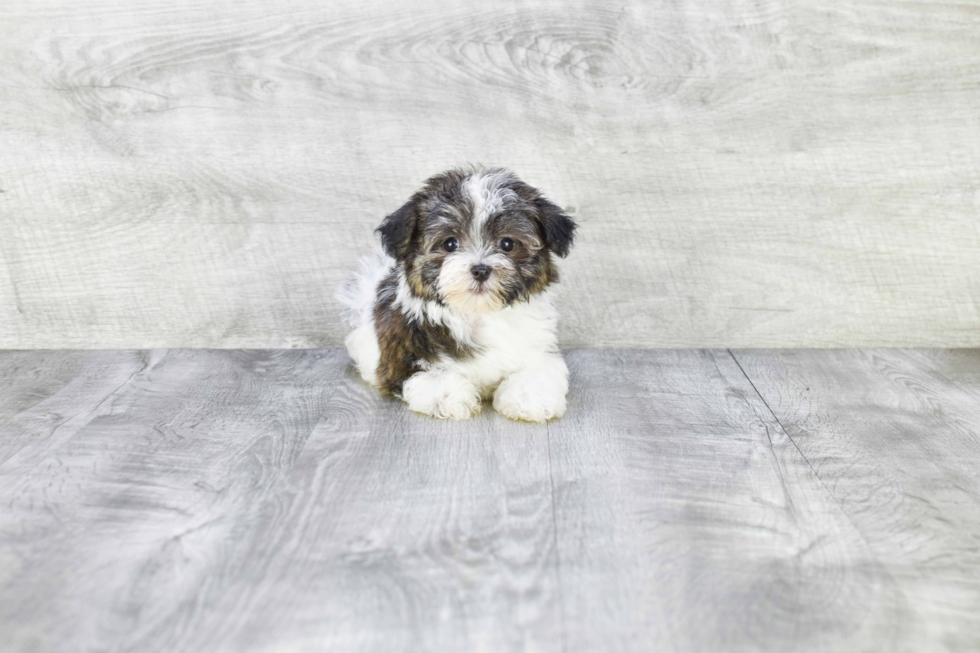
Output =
[
  {"x1": 0, "y1": 349, "x2": 562, "y2": 652},
  {"x1": 1, "y1": 0, "x2": 979, "y2": 348},
  {"x1": 2, "y1": 348, "x2": 979, "y2": 652},
  {"x1": 549, "y1": 350, "x2": 908, "y2": 652},
  {"x1": 731, "y1": 348, "x2": 980, "y2": 652}
]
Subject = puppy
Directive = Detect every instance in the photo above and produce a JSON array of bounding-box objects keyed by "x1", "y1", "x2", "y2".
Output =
[{"x1": 336, "y1": 166, "x2": 576, "y2": 422}]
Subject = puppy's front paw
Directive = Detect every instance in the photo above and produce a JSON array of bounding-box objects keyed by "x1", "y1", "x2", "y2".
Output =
[
  {"x1": 493, "y1": 371, "x2": 567, "y2": 423},
  {"x1": 403, "y1": 371, "x2": 481, "y2": 420}
]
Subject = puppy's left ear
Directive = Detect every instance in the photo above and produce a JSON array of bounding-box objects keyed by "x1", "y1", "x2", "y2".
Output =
[
  {"x1": 376, "y1": 198, "x2": 419, "y2": 260},
  {"x1": 534, "y1": 197, "x2": 576, "y2": 258}
]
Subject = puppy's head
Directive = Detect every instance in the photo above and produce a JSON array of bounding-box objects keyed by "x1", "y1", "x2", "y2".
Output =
[{"x1": 377, "y1": 167, "x2": 576, "y2": 314}]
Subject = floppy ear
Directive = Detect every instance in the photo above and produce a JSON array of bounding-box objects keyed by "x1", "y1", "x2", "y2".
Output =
[
  {"x1": 534, "y1": 197, "x2": 576, "y2": 258},
  {"x1": 376, "y1": 198, "x2": 419, "y2": 260}
]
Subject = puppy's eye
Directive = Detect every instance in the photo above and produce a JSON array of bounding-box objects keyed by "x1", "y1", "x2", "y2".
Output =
[
  {"x1": 443, "y1": 237, "x2": 460, "y2": 252},
  {"x1": 499, "y1": 237, "x2": 515, "y2": 252}
]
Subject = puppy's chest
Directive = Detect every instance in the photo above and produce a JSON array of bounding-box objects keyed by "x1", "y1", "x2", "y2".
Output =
[
  {"x1": 451, "y1": 302, "x2": 554, "y2": 364},
  {"x1": 464, "y1": 316, "x2": 510, "y2": 355}
]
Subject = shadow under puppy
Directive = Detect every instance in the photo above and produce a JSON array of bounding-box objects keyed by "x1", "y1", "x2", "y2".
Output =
[{"x1": 337, "y1": 166, "x2": 576, "y2": 422}]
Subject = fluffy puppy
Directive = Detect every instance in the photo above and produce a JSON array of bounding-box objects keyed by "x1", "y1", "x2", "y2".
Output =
[{"x1": 337, "y1": 166, "x2": 576, "y2": 422}]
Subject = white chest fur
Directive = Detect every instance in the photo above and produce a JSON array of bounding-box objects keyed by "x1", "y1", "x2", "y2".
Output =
[
  {"x1": 403, "y1": 289, "x2": 570, "y2": 422},
  {"x1": 433, "y1": 291, "x2": 562, "y2": 392}
]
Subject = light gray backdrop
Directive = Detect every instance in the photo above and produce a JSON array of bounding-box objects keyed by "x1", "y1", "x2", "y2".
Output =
[{"x1": 1, "y1": 0, "x2": 978, "y2": 348}]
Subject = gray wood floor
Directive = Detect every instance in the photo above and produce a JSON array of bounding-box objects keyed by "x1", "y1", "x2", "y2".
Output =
[{"x1": 1, "y1": 349, "x2": 978, "y2": 652}]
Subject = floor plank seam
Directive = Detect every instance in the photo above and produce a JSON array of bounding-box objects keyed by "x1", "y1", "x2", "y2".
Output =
[
  {"x1": 545, "y1": 422, "x2": 569, "y2": 653},
  {"x1": 726, "y1": 349, "x2": 820, "y2": 479},
  {"x1": 725, "y1": 350, "x2": 903, "y2": 577}
]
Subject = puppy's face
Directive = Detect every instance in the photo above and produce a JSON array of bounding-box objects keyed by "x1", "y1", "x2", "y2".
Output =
[{"x1": 377, "y1": 168, "x2": 576, "y2": 314}]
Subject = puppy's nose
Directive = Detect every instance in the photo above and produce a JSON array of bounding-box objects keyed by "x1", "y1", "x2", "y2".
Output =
[{"x1": 471, "y1": 264, "x2": 491, "y2": 282}]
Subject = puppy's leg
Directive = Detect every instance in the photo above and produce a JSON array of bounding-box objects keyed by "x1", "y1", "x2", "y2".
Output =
[
  {"x1": 402, "y1": 368, "x2": 482, "y2": 420},
  {"x1": 493, "y1": 355, "x2": 569, "y2": 423},
  {"x1": 344, "y1": 323, "x2": 381, "y2": 387}
]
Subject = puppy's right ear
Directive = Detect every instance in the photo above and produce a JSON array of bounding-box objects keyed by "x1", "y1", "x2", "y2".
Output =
[{"x1": 376, "y1": 198, "x2": 419, "y2": 260}]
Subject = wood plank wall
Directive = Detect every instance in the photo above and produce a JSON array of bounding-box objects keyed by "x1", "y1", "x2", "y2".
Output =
[{"x1": 1, "y1": 0, "x2": 978, "y2": 348}]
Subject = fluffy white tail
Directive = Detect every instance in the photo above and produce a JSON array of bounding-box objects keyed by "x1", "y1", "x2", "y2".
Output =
[
  {"x1": 335, "y1": 249, "x2": 393, "y2": 387},
  {"x1": 335, "y1": 248, "x2": 394, "y2": 329}
]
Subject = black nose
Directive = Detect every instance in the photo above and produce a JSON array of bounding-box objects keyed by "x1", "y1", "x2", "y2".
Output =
[{"x1": 471, "y1": 264, "x2": 491, "y2": 282}]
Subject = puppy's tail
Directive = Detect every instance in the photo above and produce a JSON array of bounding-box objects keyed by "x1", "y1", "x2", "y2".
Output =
[{"x1": 335, "y1": 247, "x2": 394, "y2": 329}]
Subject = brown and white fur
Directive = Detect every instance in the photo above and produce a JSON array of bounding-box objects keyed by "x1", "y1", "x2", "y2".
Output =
[{"x1": 336, "y1": 166, "x2": 576, "y2": 422}]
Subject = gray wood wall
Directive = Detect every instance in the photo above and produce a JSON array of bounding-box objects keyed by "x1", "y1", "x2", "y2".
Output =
[{"x1": 2, "y1": 0, "x2": 978, "y2": 348}]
